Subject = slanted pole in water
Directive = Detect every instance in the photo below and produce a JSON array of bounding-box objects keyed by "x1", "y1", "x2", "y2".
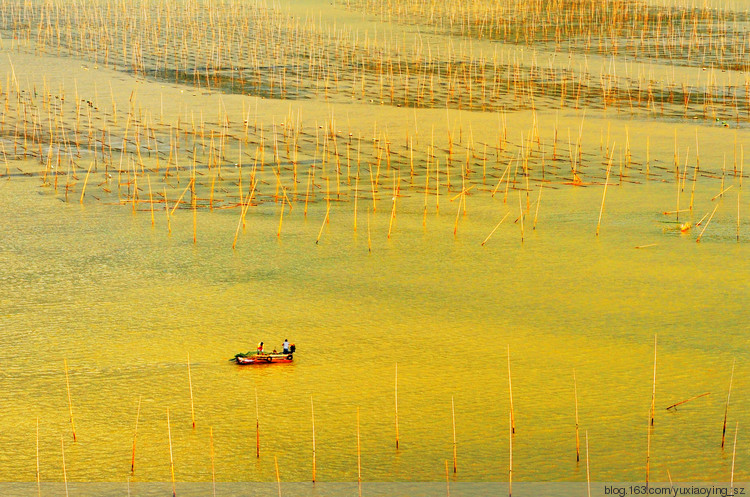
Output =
[
  {"x1": 722, "y1": 360, "x2": 736, "y2": 449},
  {"x1": 63, "y1": 359, "x2": 77, "y2": 442},
  {"x1": 131, "y1": 396, "x2": 142, "y2": 473}
]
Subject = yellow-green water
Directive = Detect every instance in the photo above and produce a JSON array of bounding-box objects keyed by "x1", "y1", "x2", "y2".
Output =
[
  {"x1": 1, "y1": 170, "x2": 749, "y2": 483},
  {"x1": 0, "y1": 0, "x2": 748, "y2": 489}
]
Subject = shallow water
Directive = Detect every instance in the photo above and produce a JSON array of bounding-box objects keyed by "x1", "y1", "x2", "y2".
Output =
[
  {"x1": 0, "y1": 0, "x2": 748, "y2": 488},
  {"x1": 2, "y1": 164, "x2": 749, "y2": 484}
]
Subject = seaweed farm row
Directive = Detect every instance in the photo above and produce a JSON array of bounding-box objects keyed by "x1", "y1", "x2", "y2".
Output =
[
  {"x1": 348, "y1": 0, "x2": 750, "y2": 72},
  {"x1": 0, "y1": 0, "x2": 748, "y2": 122},
  {"x1": 0, "y1": 71, "x2": 746, "y2": 249}
]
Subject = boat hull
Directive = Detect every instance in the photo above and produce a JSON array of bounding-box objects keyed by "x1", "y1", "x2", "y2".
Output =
[{"x1": 235, "y1": 353, "x2": 294, "y2": 365}]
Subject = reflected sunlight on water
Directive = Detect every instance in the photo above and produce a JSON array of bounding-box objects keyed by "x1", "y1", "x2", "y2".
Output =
[{"x1": 1, "y1": 173, "x2": 748, "y2": 483}]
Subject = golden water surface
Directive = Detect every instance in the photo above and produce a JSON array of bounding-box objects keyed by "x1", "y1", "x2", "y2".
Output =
[{"x1": 0, "y1": 0, "x2": 748, "y2": 489}]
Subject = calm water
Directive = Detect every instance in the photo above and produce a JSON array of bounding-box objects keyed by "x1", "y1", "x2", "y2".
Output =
[
  {"x1": 0, "y1": 0, "x2": 748, "y2": 489},
  {"x1": 1, "y1": 167, "x2": 748, "y2": 484}
]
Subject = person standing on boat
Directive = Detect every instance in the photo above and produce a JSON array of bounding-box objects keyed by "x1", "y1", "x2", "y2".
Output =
[
  {"x1": 257, "y1": 342, "x2": 264, "y2": 354},
  {"x1": 283, "y1": 339, "x2": 290, "y2": 354}
]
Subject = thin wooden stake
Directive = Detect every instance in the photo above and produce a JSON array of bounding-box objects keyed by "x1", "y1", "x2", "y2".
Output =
[
  {"x1": 666, "y1": 392, "x2": 710, "y2": 411},
  {"x1": 311, "y1": 396, "x2": 316, "y2": 482},
  {"x1": 508, "y1": 345, "x2": 515, "y2": 434},
  {"x1": 36, "y1": 418, "x2": 40, "y2": 497},
  {"x1": 697, "y1": 204, "x2": 720, "y2": 243},
  {"x1": 650, "y1": 334, "x2": 657, "y2": 427},
  {"x1": 210, "y1": 427, "x2": 216, "y2": 497},
  {"x1": 357, "y1": 407, "x2": 362, "y2": 497},
  {"x1": 61, "y1": 435, "x2": 68, "y2": 497},
  {"x1": 596, "y1": 147, "x2": 615, "y2": 236},
  {"x1": 367, "y1": 209, "x2": 372, "y2": 253},
  {"x1": 192, "y1": 181, "x2": 197, "y2": 244},
  {"x1": 395, "y1": 363, "x2": 400, "y2": 449},
  {"x1": 80, "y1": 161, "x2": 93, "y2": 203},
  {"x1": 509, "y1": 411, "x2": 513, "y2": 497},
  {"x1": 187, "y1": 353, "x2": 196, "y2": 429},
  {"x1": 131, "y1": 396, "x2": 142, "y2": 473},
  {"x1": 255, "y1": 387, "x2": 260, "y2": 458},
  {"x1": 573, "y1": 369, "x2": 581, "y2": 463},
  {"x1": 277, "y1": 196, "x2": 285, "y2": 238},
  {"x1": 737, "y1": 191, "x2": 741, "y2": 242},
  {"x1": 451, "y1": 396, "x2": 457, "y2": 473},
  {"x1": 722, "y1": 359, "x2": 735, "y2": 449},
  {"x1": 275, "y1": 455, "x2": 282, "y2": 497},
  {"x1": 585, "y1": 431, "x2": 591, "y2": 497},
  {"x1": 167, "y1": 408, "x2": 176, "y2": 497},
  {"x1": 730, "y1": 422, "x2": 739, "y2": 493},
  {"x1": 481, "y1": 212, "x2": 510, "y2": 246},
  {"x1": 445, "y1": 460, "x2": 450, "y2": 497},
  {"x1": 147, "y1": 175, "x2": 154, "y2": 227},
  {"x1": 647, "y1": 404, "x2": 652, "y2": 485},
  {"x1": 647, "y1": 334, "x2": 657, "y2": 485},
  {"x1": 63, "y1": 359, "x2": 77, "y2": 442},
  {"x1": 316, "y1": 204, "x2": 330, "y2": 245},
  {"x1": 518, "y1": 190, "x2": 524, "y2": 243},
  {"x1": 532, "y1": 185, "x2": 543, "y2": 230}
]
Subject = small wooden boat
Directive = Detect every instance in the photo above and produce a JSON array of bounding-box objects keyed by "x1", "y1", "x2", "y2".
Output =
[{"x1": 234, "y1": 352, "x2": 294, "y2": 365}]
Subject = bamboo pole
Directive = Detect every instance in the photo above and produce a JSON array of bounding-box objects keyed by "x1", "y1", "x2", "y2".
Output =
[
  {"x1": 61, "y1": 435, "x2": 68, "y2": 497},
  {"x1": 311, "y1": 396, "x2": 316, "y2": 482},
  {"x1": 275, "y1": 455, "x2": 282, "y2": 497},
  {"x1": 481, "y1": 212, "x2": 510, "y2": 246},
  {"x1": 646, "y1": 401, "x2": 652, "y2": 485},
  {"x1": 167, "y1": 408, "x2": 176, "y2": 497},
  {"x1": 147, "y1": 175, "x2": 154, "y2": 226},
  {"x1": 388, "y1": 173, "x2": 398, "y2": 239},
  {"x1": 508, "y1": 345, "x2": 515, "y2": 434},
  {"x1": 233, "y1": 176, "x2": 257, "y2": 250},
  {"x1": 518, "y1": 190, "x2": 524, "y2": 243},
  {"x1": 532, "y1": 184, "x2": 542, "y2": 230},
  {"x1": 36, "y1": 418, "x2": 40, "y2": 497},
  {"x1": 170, "y1": 179, "x2": 194, "y2": 217},
  {"x1": 187, "y1": 352, "x2": 196, "y2": 429},
  {"x1": 646, "y1": 334, "x2": 657, "y2": 485},
  {"x1": 453, "y1": 191, "x2": 463, "y2": 236},
  {"x1": 596, "y1": 147, "x2": 615, "y2": 236},
  {"x1": 357, "y1": 407, "x2": 362, "y2": 497},
  {"x1": 354, "y1": 173, "x2": 358, "y2": 232},
  {"x1": 730, "y1": 422, "x2": 738, "y2": 494},
  {"x1": 192, "y1": 180, "x2": 197, "y2": 244},
  {"x1": 316, "y1": 204, "x2": 330, "y2": 245},
  {"x1": 210, "y1": 427, "x2": 216, "y2": 497},
  {"x1": 666, "y1": 392, "x2": 710, "y2": 411},
  {"x1": 697, "y1": 204, "x2": 719, "y2": 243},
  {"x1": 255, "y1": 387, "x2": 260, "y2": 458},
  {"x1": 573, "y1": 369, "x2": 581, "y2": 464},
  {"x1": 277, "y1": 196, "x2": 285, "y2": 238},
  {"x1": 585, "y1": 431, "x2": 591, "y2": 497},
  {"x1": 367, "y1": 209, "x2": 372, "y2": 253},
  {"x1": 445, "y1": 459, "x2": 451, "y2": 497},
  {"x1": 451, "y1": 396, "x2": 457, "y2": 473},
  {"x1": 395, "y1": 363, "x2": 400, "y2": 449},
  {"x1": 131, "y1": 396, "x2": 142, "y2": 474},
  {"x1": 80, "y1": 161, "x2": 93, "y2": 203},
  {"x1": 711, "y1": 185, "x2": 734, "y2": 201},
  {"x1": 509, "y1": 410, "x2": 513, "y2": 497},
  {"x1": 722, "y1": 359, "x2": 735, "y2": 449},
  {"x1": 165, "y1": 187, "x2": 171, "y2": 235},
  {"x1": 650, "y1": 334, "x2": 657, "y2": 427},
  {"x1": 63, "y1": 359, "x2": 77, "y2": 442}
]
